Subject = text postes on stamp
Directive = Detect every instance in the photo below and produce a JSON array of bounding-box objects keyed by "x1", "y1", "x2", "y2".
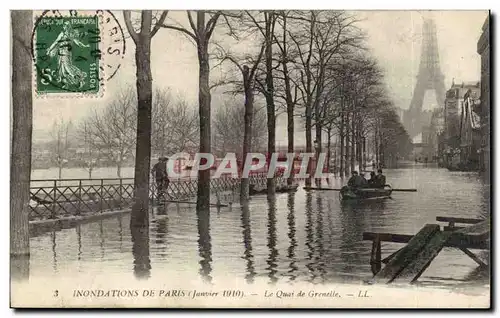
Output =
[{"x1": 32, "y1": 10, "x2": 126, "y2": 97}]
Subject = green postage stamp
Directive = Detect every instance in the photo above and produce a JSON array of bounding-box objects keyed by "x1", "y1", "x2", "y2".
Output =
[
  {"x1": 35, "y1": 16, "x2": 100, "y2": 94},
  {"x1": 32, "y1": 10, "x2": 126, "y2": 97}
]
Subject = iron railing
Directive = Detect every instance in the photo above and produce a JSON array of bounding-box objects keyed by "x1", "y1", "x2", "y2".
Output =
[{"x1": 29, "y1": 173, "x2": 287, "y2": 220}]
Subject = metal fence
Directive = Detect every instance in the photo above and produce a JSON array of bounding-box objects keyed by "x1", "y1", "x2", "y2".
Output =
[{"x1": 29, "y1": 173, "x2": 287, "y2": 220}]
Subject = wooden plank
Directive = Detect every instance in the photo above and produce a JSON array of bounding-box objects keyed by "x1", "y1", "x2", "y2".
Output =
[
  {"x1": 436, "y1": 216, "x2": 483, "y2": 224},
  {"x1": 363, "y1": 231, "x2": 488, "y2": 250},
  {"x1": 370, "y1": 237, "x2": 382, "y2": 275},
  {"x1": 372, "y1": 224, "x2": 441, "y2": 284},
  {"x1": 392, "y1": 231, "x2": 452, "y2": 284},
  {"x1": 363, "y1": 232, "x2": 414, "y2": 243},
  {"x1": 456, "y1": 219, "x2": 490, "y2": 235},
  {"x1": 459, "y1": 247, "x2": 487, "y2": 267},
  {"x1": 382, "y1": 247, "x2": 405, "y2": 264},
  {"x1": 450, "y1": 219, "x2": 490, "y2": 248}
]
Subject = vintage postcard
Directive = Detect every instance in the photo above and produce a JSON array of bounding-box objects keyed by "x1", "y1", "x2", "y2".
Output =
[{"x1": 10, "y1": 9, "x2": 490, "y2": 308}]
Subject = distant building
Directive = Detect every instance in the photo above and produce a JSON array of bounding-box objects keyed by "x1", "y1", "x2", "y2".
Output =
[
  {"x1": 477, "y1": 15, "x2": 490, "y2": 178},
  {"x1": 411, "y1": 133, "x2": 424, "y2": 160},
  {"x1": 444, "y1": 81, "x2": 481, "y2": 151},
  {"x1": 395, "y1": 107, "x2": 405, "y2": 123},
  {"x1": 459, "y1": 87, "x2": 482, "y2": 169}
]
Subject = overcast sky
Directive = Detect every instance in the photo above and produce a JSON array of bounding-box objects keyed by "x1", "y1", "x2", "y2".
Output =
[{"x1": 32, "y1": 10, "x2": 488, "y2": 144}]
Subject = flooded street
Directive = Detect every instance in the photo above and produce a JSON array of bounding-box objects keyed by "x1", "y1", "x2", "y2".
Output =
[{"x1": 29, "y1": 165, "x2": 490, "y2": 291}]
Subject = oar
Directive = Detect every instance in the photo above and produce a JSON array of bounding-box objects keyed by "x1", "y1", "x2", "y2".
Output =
[
  {"x1": 303, "y1": 187, "x2": 417, "y2": 192},
  {"x1": 304, "y1": 187, "x2": 342, "y2": 191},
  {"x1": 164, "y1": 199, "x2": 229, "y2": 207}
]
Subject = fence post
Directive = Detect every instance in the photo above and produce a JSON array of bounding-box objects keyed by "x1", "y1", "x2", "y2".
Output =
[
  {"x1": 51, "y1": 180, "x2": 57, "y2": 219},
  {"x1": 100, "y1": 179, "x2": 104, "y2": 213},
  {"x1": 77, "y1": 180, "x2": 82, "y2": 216}
]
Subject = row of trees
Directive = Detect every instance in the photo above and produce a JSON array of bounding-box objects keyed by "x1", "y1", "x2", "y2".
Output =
[
  {"x1": 11, "y1": 11, "x2": 413, "y2": 242},
  {"x1": 41, "y1": 87, "x2": 268, "y2": 179},
  {"x1": 118, "y1": 10, "x2": 413, "y2": 226},
  {"x1": 42, "y1": 89, "x2": 199, "y2": 178}
]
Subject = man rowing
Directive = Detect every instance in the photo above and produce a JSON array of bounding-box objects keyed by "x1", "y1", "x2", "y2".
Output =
[
  {"x1": 374, "y1": 169, "x2": 386, "y2": 188},
  {"x1": 347, "y1": 171, "x2": 367, "y2": 189}
]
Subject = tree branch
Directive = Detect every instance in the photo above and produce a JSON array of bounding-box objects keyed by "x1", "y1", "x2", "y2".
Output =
[
  {"x1": 123, "y1": 11, "x2": 139, "y2": 44},
  {"x1": 151, "y1": 10, "x2": 168, "y2": 37}
]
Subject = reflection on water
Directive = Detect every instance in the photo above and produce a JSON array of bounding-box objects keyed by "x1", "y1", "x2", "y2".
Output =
[
  {"x1": 286, "y1": 193, "x2": 298, "y2": 282},
  {"x1": 28, "y1": 166, "x2": 490, "y2": 291},
  {"x1": 241, "y1": 202, "x2": 256, "y2": 284},
  {"x1": 131, "y1": 226, "x2": 151, "y2": 279},
  {"x1": 266, "y1": 195, "x2": 279, "y2": 284},
  {"x1": 197, "y1": 208, "x2": 212, "y2": 283}
]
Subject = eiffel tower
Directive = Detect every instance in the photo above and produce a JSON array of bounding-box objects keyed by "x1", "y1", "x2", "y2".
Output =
[{"x1": 404, "y1": 17, "x2": 446, "y2": 138}]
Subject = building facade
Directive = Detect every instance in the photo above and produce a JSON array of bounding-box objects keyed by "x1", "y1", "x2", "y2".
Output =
[
  {"x1": 442, "y1": 81, "x2": 481, "y2": 169},
  {"x1": 477, "y1": 16, "x2": 490, "y2": 180},
  {"x1": 459, "y1": 87, "x2": 482, "y2": 169}
]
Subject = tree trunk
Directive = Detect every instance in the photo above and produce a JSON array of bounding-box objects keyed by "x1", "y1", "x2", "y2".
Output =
[
  {"x1": 58, "y1": 166, "x2": 62, "y2": 179},
  {"x1": 196, "y1": 40, "x2": 212, "y2": 211},
  {"x1": 264, "y1": 15, "x2": 276, "y2": 195},
  {"x1": 281, "y1": 15, "x2": 295, "y2": 186},
  {"x1": 345, "y1": 112, "x2": 350, "y2": 176},
  {"x1": 240, "y1": 66, "x2": 253, "y2": 202},
  {"x1": 350, "y1": 111, "x2": 356, "y2": 172},
  {"x1": 339, "y1": 115, "x2": 345, "y2": 178},
  {"x1": 10, "y1": 11, "x2": 33, "y2": 267},
  {"x1": 130, "y1": 31, "x2": 153, "y2": 228},
  {"x1": 287, "y1": 102, "x2": 294, "y2": 186},
  {"x1": 363, "y1": 137, "x2": 366, "y2": 171},
  {"x1": 88, "y1": 168, "x2": 92, "y2": 179},
  {"x1": 326, "y1": 128, "x2": 332, "y2": 174},
  {"x1": 357, "y1": 127, "x2": 362, "y2": 171},
  {"x1": 375, "y1": 125, "x2": 379, "y2": 167},
  {"x1": 315, "y1": 114, "x2": 322, "y2": 186},
  {"x1": 305, "y1": 104, "x2": 313, "y2": 186},
  {"x1": 117, "y1": 163, "x2": 122, "y2": 178}
]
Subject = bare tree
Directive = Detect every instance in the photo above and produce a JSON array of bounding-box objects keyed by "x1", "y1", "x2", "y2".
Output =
[
  {"x1": 214, "y1": 17, "x2": 266, "y2": 200},
  {"x1": 11, "y1": 10, "x2": 32, "y2": 266},
  {"x1": 50, "y1": 119, "x2": 72, "y2": 179},
  {"x1": 82, "y1": 88, "x2": 137, "y2": 177},
  {"x1": 274, "y1": 11, "x2": 301, "y2": 185},
  {"x1": 213, "y1": 99, "x2": 267, "y2": 154},
  {"x1": 151, "y1": 91, "x2": 199, "y2": 156},
  {"x1": 123, "y1": 9, "x2": 167, "y2": 228},
  {"x1": 161, "y1": 11, "x2": 222, "y2": 211},
  {"x1": 245, "y1": 10, "x2": 278, "y2": 195},
  {"x1": 151, "y1": 88, "x2": 173, "y2": 157},
  {"x1": 77, "y1": 121, "x2": 99, "y2": 179},
  {"x1": 168, "y1": 97, "x2": 199, "y2": 153}
]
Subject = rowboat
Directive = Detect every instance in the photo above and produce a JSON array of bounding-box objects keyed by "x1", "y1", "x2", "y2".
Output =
[{"x1": 339, "y1": 185, "x2": 393, "y2": 201}]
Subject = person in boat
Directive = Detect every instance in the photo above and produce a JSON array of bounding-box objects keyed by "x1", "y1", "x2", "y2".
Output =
[
  {"x1": 374, "y1": 169, "x2": 386, "y2": 188},
  {"x1": 347, "y1": 171, "x2": 365, "y2": 190},
  {"x1": 360, "y1": 173, "x2": 369, "y2": 188},
  {"x1": 368, "y1": 171, "x2": 377, "y2": 187}
]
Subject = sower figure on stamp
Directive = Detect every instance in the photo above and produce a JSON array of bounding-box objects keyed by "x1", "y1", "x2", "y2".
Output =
[{"x1": 46, "y1": 21, "x2": 90, "y2": 89}]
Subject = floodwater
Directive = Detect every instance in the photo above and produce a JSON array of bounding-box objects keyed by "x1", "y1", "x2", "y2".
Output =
[{"x1": 27, "y1": 164, "x2": 490, "y2": 292}]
